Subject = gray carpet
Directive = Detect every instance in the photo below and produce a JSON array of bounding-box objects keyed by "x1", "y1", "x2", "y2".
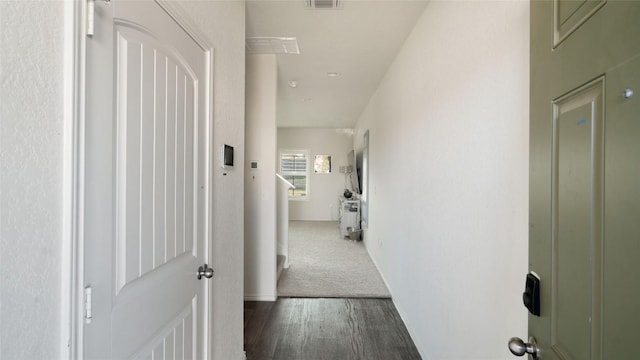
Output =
[{"x1": 277, "y1": 221, "x2": 391, "y2": 298}]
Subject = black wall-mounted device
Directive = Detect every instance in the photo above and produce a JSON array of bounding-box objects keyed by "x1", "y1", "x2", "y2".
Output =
[
  {"x1": 523, "y1": 272, "x2": 541, "y2": 316},
  {"x1": 222, "y1": 144, "x2": 234, "y2": 169}
]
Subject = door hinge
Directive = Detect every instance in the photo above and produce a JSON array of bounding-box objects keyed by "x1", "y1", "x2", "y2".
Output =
[
  {"x1": 86, "y1": 0, "x2": 110, "y2": 37},
  {"x1": 86, "y1": 0, "x2": 95, "y2": 37},
  {"x1": 84, "y1": 285, "x2": 93, "y2": 324}
]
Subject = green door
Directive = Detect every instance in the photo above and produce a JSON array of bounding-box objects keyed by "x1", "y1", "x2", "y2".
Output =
[{"x1": 525, "y1": 1, "x2": 640, "y2": 359}]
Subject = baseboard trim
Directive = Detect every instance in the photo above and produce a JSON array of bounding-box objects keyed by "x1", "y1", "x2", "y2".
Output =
[
  {"x1": 289, "y1": 219, "x2": 339, "y2": 222},
  {"x1": 363, "y1": 243, "x2": 393, "y2": 298},
  {"x1": 363, "y1": 240, "x2": 428, "y2": 359},
  {"x1": 244, "y1": 295, "x2": 277, "y2": 301},
  {"x1": 391, "y1": 297, "x2": 430, "y2": 360}
]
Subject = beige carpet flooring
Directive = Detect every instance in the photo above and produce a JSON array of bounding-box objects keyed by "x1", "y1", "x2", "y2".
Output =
[{"x1": 277, "y1": 221, "x2": 391, "y2": 298}]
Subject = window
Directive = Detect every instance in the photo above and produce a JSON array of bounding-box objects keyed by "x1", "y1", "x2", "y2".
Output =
[{"x1": 280, "y1": 150, "x2": 309, "y2": 199}]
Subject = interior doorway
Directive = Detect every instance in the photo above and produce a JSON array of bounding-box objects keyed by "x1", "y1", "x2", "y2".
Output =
[{"x1": 277, "y1": 220, "x2": 389, "y2": 298}]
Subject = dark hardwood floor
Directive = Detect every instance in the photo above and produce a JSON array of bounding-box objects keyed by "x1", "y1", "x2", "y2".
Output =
[{"x1": 244, "y1": 298, "x2": 422, "y2": 360}]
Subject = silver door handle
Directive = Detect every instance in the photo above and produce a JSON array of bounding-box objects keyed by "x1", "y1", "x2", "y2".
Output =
[
  {"x1": 508, "y1": 336, "x2": 539, "y2": 358},
  {"x1": 197, "y1": 264, "x2": 214, "y2": 280}
]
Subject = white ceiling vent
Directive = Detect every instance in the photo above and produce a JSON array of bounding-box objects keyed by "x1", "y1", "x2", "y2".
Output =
[
  {"x1": 306, "y1": 0, "x2": 342, "y2": 9},
  {"x1": 246, "y1": 37, "x2": 300, "y2": 55}
]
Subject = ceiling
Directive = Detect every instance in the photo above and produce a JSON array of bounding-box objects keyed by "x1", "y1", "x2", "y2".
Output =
[{"x1": 246, "y1": 0, "x2": 429, "y2": 128}]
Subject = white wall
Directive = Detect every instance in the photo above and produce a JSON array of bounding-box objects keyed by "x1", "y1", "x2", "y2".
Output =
[
  {"x1": 174, "y1": 2, "x2": 246, "y2": 359},
  {"x1": 278, "y1": 128, "x2": 353, "y2": 221},
  {"x1": 0, "y1": 1, "x2": 246, "y2": 359},
  {"x1": 354, "y1": 1, "x2": 529, "y2": 359},
  {"x1": 244, "y1": 54, "x2": 278, "y2": 301},
  {"x1": 1, "y1": 1, "x2": 66, "y2": 358}
]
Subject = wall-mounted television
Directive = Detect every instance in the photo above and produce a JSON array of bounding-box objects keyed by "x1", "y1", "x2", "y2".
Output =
[{"x1": 348, "y1": 149, "x2": 360, "y2": 194}]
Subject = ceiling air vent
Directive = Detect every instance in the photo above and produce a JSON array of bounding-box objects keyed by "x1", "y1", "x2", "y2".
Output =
[
  {"x1": 306, "y1": 0, "x2": 342, "y2": 9},
  {"x1": 246, "y1": 37, "x2": 300, "y2": 55}
]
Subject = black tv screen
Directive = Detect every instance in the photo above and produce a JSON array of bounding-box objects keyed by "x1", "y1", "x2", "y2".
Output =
[{"x1": 348, "y1": 150, "x2": 360, "y2": 194}]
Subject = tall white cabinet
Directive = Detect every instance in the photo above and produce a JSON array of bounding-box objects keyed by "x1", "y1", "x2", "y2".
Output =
[{"x1": 339, "y1": 196, "x2": 361, "y2": 238}]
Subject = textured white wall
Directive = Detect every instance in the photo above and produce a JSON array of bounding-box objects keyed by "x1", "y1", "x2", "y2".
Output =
[
  {"x1": 0, "y1": 1, "x2": 246, "y2": 359},
  {"x1": 278, "y1": 128, "x2": 353, "y2": 221},
  {"x1": 0, "y1": 1, "x2": 66, "y2": 358},
  {"x1": 354, "y1": 2, "x2": 529, "y2": 359},
  {"x1": 244, "y1": 54, "x2": 277, "y2": 301},
  {"x1": 174, "y1": 2, "x2": 246, "y2": 359}
]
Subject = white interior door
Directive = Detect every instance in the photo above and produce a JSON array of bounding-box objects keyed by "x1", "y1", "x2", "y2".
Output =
[
  {"x1": 83, "y1": 1, "x2": 212, "y2": 358},
  {"x1": 523, "y1": 1, "x2": 640, "y2": 359}
]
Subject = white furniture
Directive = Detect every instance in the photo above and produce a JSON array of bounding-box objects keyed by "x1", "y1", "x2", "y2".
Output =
[{"x1": 339, "y1": 196, "x2": 361, "y2": 238}]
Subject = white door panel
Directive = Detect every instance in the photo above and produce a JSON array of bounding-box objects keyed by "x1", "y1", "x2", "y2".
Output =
[
  {"x1": 84, "y1": 1, "x2": 211, "y2": 358},
  {"x1": 114, "y1": 25, "x2": 199, "y2": 293}
]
